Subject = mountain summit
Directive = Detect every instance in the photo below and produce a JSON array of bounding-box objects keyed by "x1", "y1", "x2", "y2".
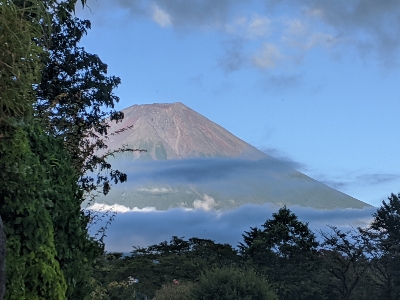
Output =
[{"x1": 107, "y1": 102, "x2": 266, "y2": 160}]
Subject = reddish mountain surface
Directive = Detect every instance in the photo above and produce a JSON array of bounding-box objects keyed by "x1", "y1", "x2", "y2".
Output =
[{"x1": 106, "y1": 102, "x2": 267, "y2": 160}]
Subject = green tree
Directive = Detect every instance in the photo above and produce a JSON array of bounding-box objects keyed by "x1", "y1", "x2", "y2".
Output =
[
  {"x1": 0, "y1": 126, "x2": 68, "y2": 300},
  {"x1": 0, "y1": 0, "x2": 47, "y2": 127},
  {"x1": 90, "y1": 237, "x2": 240, "y2": 299},
  {"x1": 360, "y1": 193, "x2": 400, "y2": 299},
  {"x1": 238, "y1": 226, "x2": 262, "y2": 257},
  {"x1": 0, "y1": 1, "x2": 68, "y2": 299},
  {"x1": 319, "y1": 227, "x2": 370, "y2": 300},
  {"x1": 9, "y1": 0, "x2": 139, "y2": 297},
  {"x1": 27, "y1": 126, "x2": 104, "y2": 299},
  {"x1": 242, "y1": 206, "x2": 322, "y2": 300},
  {"x1": 33, "y1": 0, "x2": 134, "y2": 197},
  {"x1": 1, "y1": 1, "x2": 107, "y2": 299},
  {"x1": 191, "y1": 266, "x2": 278, "y2": 300}
]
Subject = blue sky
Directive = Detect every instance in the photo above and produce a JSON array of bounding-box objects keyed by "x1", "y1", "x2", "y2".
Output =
[{"x1": 77, "y1": 0, "x2": 400, "y2": 208}]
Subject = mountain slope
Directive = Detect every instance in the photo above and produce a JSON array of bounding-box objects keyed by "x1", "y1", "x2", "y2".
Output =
[
  {"x1": 106, "y1": 102, "x2": 267, "y2": 160},
  {"x1": 90, "y1": 102, "x2": 371, "y2": 210}
]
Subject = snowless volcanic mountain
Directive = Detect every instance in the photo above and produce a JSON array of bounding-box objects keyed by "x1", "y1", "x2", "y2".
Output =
[
  {"x1": 106, "y1": 102, "x2": 267, "y2": 160},
  {"x1": 91, "y1": 102, "x2": 371, "y2": 210}
]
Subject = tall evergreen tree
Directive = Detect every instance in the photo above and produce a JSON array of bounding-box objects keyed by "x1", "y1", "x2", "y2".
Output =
[
  {"x1": 360, "y1": 193, "x2": 400, "y2": 299},
  {"x1": 242, "y1": 206, "x2": 322, "y2": 300}
]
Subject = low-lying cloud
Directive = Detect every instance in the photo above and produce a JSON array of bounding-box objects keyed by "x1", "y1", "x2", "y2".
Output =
[
  {"x1": 318, "y1": 173, "x2": 400, "y2": 189},
  {"x1": 193, "y1": 194, "x2": 217, "y2": 211},
  {"x1": 87, "y1": 203, "x2": 376, "y2": 253}
]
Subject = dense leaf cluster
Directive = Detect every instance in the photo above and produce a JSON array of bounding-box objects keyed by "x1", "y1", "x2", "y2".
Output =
[
  {"x1": 0, "y1": 126, "x2": 68, "y2": 299},
  {"x1": 1, "y1": 0, "x2": 128, "y2": 299}
]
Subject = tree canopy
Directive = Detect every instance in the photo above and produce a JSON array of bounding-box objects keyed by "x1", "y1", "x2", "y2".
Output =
[{"x1": 0, "y1": 0, "x2": 126, "y2": 298}]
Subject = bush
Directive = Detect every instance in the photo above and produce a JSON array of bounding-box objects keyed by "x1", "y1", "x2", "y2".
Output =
[
  {"x1": 153, "y1": 282, "x2": 193, "y2": 300},
  {"x1": 191, "y1": 266, "x2": 278, "y2": 300}
]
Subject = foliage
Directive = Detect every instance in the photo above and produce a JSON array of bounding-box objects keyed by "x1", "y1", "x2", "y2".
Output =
[
  {"x1": 241, "y1": 206, "x2": 322, "y2": 300},
  {"x1": 33, "y1": 1, "x2": 135, "y2": 197},
  {"x1": 27, "y1": 125, "x2": 104, "y2": 299},
  {"x1": 1, "y1": 0, "x2": 108, "y2": 299},
  {"x1": 90, "y1": 238, "x2": 239, "y2": 299},
  {"x1": 319, "y1": 226, "x2": 370, "y2": 300},
  {"x1": 0, "y1": 126, "x2": 67, "y2": 299},
  {"x1": 0, "y1": 0, "x2": 48, "y2": 126},
  {"x1": 191, "y1": 266, "x2": 278, "y2": 300},
  {"x1": 153, "y1": 282, "x2": 194, "y2": 300},
  {"x1": 359, "y1": 193, "x2": 400, "y2": 299},
  {"x1": 238, "y1": 226, "x2": 262, "y2": 256}
]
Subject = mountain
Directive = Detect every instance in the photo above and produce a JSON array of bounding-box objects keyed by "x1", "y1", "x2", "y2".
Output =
[
  {"x1": 88, "y1": 102, "x2": 371, "y2": 210},
  {"x1": 106, "y1": 102, "x2": 266, "y2": 160}
]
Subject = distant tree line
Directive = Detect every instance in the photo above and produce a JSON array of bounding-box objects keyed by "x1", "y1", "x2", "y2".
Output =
[{"x1": 90, "y1": 194, "x2": 400, "y2": 300}]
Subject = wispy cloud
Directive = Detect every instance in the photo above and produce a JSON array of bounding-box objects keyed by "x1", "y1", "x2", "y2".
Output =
[
  {"x1": 261, "y1": 73, "x2": 303, "y2": 93},
  {"x1": 252, "y1": 43, "x2": 284, "y2": 69},
  {"x1": 80, "y1": 0, "x2": 400, "y2": 69},
  {"x1": 218, "y1": 39, "x2": 246, "y2": 73},
  {"x1": 274, "y1": 0, "x2": 400, "y2": 68},
  {"x1": 259, "y1": 147, "x2": 306, "y2": 170},
  {"x1": 356, "y1": 174, "x2": 400, "y2": 186},
  {"x1": 225, "y1": 14, "x2": 272, "y2": 39},
  {"x1": 314, "y1": 172, "x2": 400, "y2": 191},
  {"x1": 137, "y1": 187, "x2": 174, "y2": 193},
  {"x1": 108, "y1": 0, "x2": 249, "y2": 29},
  {"x1": 151, "y1": 4, "x2": 172, "y2": 27}
]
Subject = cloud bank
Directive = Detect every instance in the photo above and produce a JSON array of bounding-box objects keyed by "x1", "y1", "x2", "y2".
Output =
[{"x1": 87, "y1": 203, "x2": 376, "y2": 253}]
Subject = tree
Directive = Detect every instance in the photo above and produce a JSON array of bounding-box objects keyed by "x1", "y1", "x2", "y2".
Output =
[
  {"x1": 360, "y1": 193, "x2": 400, "y2": 299},
  {"x1": 0, "y1": 0, "x2": 47, "y2": 127},
  {"x1": 33, "y1": 0, "x2": 135, "y2": 197},
  {"x1": 191, "y1": 266, "x2": 278, "y2": 300},
  {"x1": 238, "y1": 226, "x2": 262, "y2": 257},
  {"x1": 0, "y1": 1, "x2": 68, "y2": 299},
  {"x1": 319, "y1": 226, "x2": 370, "y2": 300},
  {"x1": 242, "y1": 206, "x2": 322, "y2": 300},
  {"x1": 27, "y1": 126, "x2": 104, "y2": 299},
  {"x1": 90, "y1": 237, "x2": 240, "y2": 299},
  {"x1": 1, "y1": 1, "x2": 112, "y2": 298}
]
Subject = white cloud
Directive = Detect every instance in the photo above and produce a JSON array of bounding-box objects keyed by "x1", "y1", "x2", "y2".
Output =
[
  {"x1": 226, "y1": 14, "x2": 272, "y2": 39},
  {"x1": 151, "y1": 4, "x2": 172, "y2": 27},
  {"x1": 193, "y1": 194, "x2": 216, "y2": 211},
  {"x1": 88, "y1": 203, "x2": 157, "y2": 213},
  {"x1": 137, "y1": 187, "x2": 173, "y2": 193},
  {"x1": 282, "y1": 19, "x2": 337, "y2": 50},
  {"x1": 252, "y1": 43, "x2": 284, "y2": 69},
  {"x1": 248, "y1": 15, "x2": 272, "y2": 38},
  {"x1": 284, "y1": 19, "x2": 308, "y2": 38}
]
